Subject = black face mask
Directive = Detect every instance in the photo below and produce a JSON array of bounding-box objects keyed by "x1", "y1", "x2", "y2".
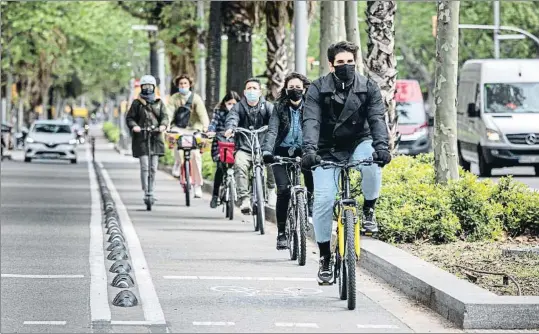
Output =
[
  {"x1": 141, "y1": 87, "x2": 155, "y2": 95},
  {"x1": 286, "y1": 89, "x2": 303, "y2": 103},
  {"x1": 333, "y1": 64, "x2": 355, "y2": 83}
]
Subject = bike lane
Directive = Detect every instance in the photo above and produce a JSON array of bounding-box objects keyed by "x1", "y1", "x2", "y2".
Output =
[{"x1": 96, "y1": 137, "x2": 460, "y2": 333}]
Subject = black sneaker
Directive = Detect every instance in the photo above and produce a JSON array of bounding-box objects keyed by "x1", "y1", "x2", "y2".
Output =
[
  {"x1": 276, "y1": 232, "x2": 287, "y2": 250},
  {"x1": 210, "y1": 195, "x2": 218, "y2": 208},
  {"x1": 317, "y1": 255, "x2": 334, "y2": 285},
  {"x1": 362, "y1": 208, "x2": 379, "y2": 234}
]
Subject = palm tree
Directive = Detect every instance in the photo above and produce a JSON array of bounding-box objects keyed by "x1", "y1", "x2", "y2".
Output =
[
  {"x1": 222, "y1": 1, "x2": 257, "y2": 94},
  {"x1": 365, "y1": 1, "x2": 398, "y2": 152},
  {"x1": 265, "y1": 1, "x2": 289, "y2": 100},
  {"x1": 205, "y1": 1, "x2": 222, "y2": 111}
]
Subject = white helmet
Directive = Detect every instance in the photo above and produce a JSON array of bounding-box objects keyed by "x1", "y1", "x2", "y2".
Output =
[{"x1": 140, "y1": 75, "x2": 156, "y2": 87}]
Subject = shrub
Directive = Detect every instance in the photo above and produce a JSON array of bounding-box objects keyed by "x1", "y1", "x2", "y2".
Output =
[
  {"x1": 202, "y1": 151, "x2": 216, "y2": 181},
  {"x1": 102, "y1": 122, "x2": 120, "y2": 143},
  {"x1": 492, "y1": 176, "x2": 539, "y2": 236}
]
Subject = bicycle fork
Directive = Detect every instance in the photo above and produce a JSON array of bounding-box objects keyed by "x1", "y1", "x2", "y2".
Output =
[{"x1": 337, "y1": 200, "x2": 361, "y2": 260}]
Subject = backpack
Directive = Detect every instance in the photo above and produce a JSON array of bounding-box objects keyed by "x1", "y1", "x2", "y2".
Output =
[{"x1": 173, "y1": 93, "x2": 194, "y2": 128}]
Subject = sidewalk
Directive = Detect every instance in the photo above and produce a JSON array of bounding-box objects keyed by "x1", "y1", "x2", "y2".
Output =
[{"x1": 90, "y1": 128, "x2": 463, "y2": 333}]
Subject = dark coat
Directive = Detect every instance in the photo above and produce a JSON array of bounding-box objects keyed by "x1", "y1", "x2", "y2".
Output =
[
  {"x1": 302, "y1": 72, "x2": 389, "y2": 161},
  {"x1": 262, "y1": 100, "x2": 302, "y2": 155},
  {"x1": 208, "y1": 108, "x2": 229, "y2": 162},
  {"x1": 224, "y1": 97, "x2": 274, "y2": 153},
  {"x1": 125, "y1": 98, "x2": 169, "y2": 158}
]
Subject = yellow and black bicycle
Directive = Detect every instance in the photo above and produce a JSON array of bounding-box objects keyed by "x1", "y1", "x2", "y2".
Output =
[{"x1": 313, "y1": 158, "x2": 380, "y2": 310}]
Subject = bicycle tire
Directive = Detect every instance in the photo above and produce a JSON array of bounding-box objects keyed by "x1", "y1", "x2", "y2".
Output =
[
  {"x1": 184, "y1": 161, "x2": 191, "y2": 207},
  {"x1": 227, "y1": 180, "x2": 234, "y2": 220},
  {"x1": 345, "y1": 209, "x2": 357, "y2": 310},
  {"x1": 252, "y1": 178, "x2": 259, "y2": 231},
  {"x1": 146, "y1": 200, "x2": 152, "y2": 211},
  {"x1": 255, "y1": 167, "x2": 265, "y2": 235},
  {"x1": 287, "y1": 206, "x2": 297, "y2": 260},
  {"x1": 296, "y1": 193, "x2": 307, "y2": 266},
  {"x1": 337, "y1": 251, "x2": 347, "y2": 300}
]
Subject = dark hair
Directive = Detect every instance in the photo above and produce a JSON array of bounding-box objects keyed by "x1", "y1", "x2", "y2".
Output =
[
  {"x1": 218, "y1": 91, "x2": 241, "y2": 110},
  {"x1": 244, "y1": 77, "x2": 261, "y2": 89},
  {"x1": 327, "y1": 41, "x2": 358, "y2": 64},
  {"x1": 174, "y1": 74, "x2": 193, "y2": 89},
  {"x1": 277, "y1": 72, "x2": 311, "y2": 102}
]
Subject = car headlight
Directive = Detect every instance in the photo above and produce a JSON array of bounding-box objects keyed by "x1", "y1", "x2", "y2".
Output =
[
  {"x1": 26, "y1": 137, "x2": 34, "y2": 143},
  {"x1": 69, "y1": 139, "x2": 78, "y2": 145},
  {"x1": 486, "y1": 129, "x2": 502, "y2": 142}
]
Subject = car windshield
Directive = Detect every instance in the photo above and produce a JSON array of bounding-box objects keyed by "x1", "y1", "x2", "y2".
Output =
[
  {"x1": 484, "y1": 82, "x2": 539, "y2": 113},
  {"x1": 396, "y1": 101, "x2": 426, "y2": 125},
  {"x1": 33, "y1": 124, "x2": 73, "y2": 134}
]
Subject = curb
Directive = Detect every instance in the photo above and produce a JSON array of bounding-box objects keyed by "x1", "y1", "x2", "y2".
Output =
[{"x1": 158, "y1": 164, "x2": 539, "y2": 330}]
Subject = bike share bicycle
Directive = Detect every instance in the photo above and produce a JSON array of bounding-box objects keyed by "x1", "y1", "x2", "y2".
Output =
[
  {"x1": 217, "y1": 138, "x2": 237, "y2": 220},
  {"x1": 166, "y1": 129, "x2": 208, "y2": 207},
  {"x1": 270, "y1": 156, "x2": 309, "y2": 266},
  {"x1": 141, "y1": 125, "x2": 161, "y2": 211},
  {"x1": 312, "y1": 157, "x2": 381, "y2": 310},
  {"x1": 233, "y1": 126, "x2": 268, "y2": 235}
]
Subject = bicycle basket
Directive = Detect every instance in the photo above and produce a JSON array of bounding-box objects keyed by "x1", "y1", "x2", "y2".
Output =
[
  {"x1": 218, "y1": 141, "x2": 235, "y2": 164},
  {"x1": 177, "y1": 134, "x2": 197, "y2": 149}
]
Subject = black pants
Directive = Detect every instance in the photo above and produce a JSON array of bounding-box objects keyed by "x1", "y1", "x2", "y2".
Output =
[
  {"x1": 212, "y1": 162, "x2": 225, "y2": 196},
  {"x1": 272, "y1": 148, "x2": 314, "y2": 233}
]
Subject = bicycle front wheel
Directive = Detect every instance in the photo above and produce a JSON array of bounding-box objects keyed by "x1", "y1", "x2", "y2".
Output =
[
  {"x1": 344, "y1": 209, "x2": 357, "y2": 310},
  {"x1": 227, "y1": 179, "x2": 234, "y2": 220},
  {"x1": 255, "y1": 167, "x2": 265, "y2": 235},
  {"x1": 296, "y1": 193, "x2": 307, "y2": 266},
  {"x1": 184, "y1": 160, "x2": 191, "y2": 207}
]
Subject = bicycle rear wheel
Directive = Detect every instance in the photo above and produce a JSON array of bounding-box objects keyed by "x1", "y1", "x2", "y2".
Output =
[
  {"x1": 227, "y1": 179, "x2": 234, "y2": 220},
  {"x1": 296, "y1": 193, "x2": 307, "y2": 266},
  {"x1": 344, "y1": 209, "x2": 357, "y2": 310},
  {"x1": 255, "y1": 167, "x2": 265, "y2": 235},
  {"x1": 184, "y1": 160, "x2": 191, "y2": 207}
]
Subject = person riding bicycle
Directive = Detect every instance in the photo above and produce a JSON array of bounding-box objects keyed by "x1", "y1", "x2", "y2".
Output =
[
  {"x1": 207, "y1": 91, "x2": 241, "y2": 208},
  {"x1": 261, "y1": 72, "x2": 314, "y2": 250},
  {"x1": 126, "y1": 74, "x2": 169, "y2": 203},
  {"x1": 224, "y1": 78, "x2": 277, "y2": 214},
  {"x1": 167, "y1": 74, "x2": 210, "y2": 198},
  {"x1": 301, "y1": 41, "x2": 392, "y2": 285}
]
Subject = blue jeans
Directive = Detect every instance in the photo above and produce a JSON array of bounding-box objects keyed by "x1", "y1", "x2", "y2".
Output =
[{"x1": 312, "y1": 140, "x2": 382, "y2": 243}]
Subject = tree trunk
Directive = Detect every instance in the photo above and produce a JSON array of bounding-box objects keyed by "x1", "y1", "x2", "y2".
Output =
[
  {"x1": 365, "y1": 1, "x2": 398, "y2": 152},
  {"x1": 337, "y1": 1, "x2": 346, "y2": 41},
  {"x1": 345, "y1": 1, "x2": 364, "y2": 75},
  {"x1": 222, "y1": 1, "x2": 256, "y2": 93},
  {"x1": 265, "y1": 1, "x2": 289, "y2": 101},
  {"x1": 205, "y1": 1, "x2": 222, "y2": 111},
  {"x1": 319, "y1": 1, "x2": 338, "y2": 76},
  {"x1": 433, "y1": 1, "x2": 460, "y2": 184}
]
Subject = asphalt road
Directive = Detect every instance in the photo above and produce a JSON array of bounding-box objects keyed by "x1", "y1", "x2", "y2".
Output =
[
  {"x1": 0, "y1": 129, "x2": 469, "y2": 333},
  {"x1": 472, "y1": 164, "x2": 539, "y2": 190}
]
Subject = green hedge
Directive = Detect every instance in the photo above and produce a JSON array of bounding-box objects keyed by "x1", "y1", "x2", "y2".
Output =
[
  {"x1": 352, "y1": 154, "x2": 539, "y2": 243},
  {"x1": 102, "y1": 121, "x2": 120, "y2": 143}
]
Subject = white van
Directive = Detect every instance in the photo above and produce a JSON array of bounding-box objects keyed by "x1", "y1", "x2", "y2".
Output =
[{"x1": 457, "y1": 59, "x2": 539, "y2": 176}]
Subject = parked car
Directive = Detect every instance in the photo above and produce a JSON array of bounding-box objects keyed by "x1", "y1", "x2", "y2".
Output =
[
  {"x1": 24, "y1": 120, "x2": 78, "y2": 163},
  {"x1": 395, "y1": 79, "x2": 433, "y2": 155},
  {"x1": 457, "y1": 58, "x2": 539, "y2": 176}
]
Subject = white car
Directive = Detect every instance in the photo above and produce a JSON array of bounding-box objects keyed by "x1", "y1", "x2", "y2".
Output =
[{"x1": 24, "y1": 120, "x2": 78, "y2": 164}]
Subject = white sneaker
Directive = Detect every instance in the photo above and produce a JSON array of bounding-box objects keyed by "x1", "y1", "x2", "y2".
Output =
[
  {"x1": 194, "y1": 186, "x2": 202, "y2": 198},
  {"x1": 172, "y1": 162, "x2": 181, "y2": 177},
  {"x1": 267, "y1": 188, "x2": 277, "y2": 207}
]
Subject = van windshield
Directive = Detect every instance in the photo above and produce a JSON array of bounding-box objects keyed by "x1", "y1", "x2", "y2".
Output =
[
  {"x1": 33, "y1": 124, "x2": 73, "y2": 134},
  {"x1": 396, "y1": 101, "x2": 426, "y2": 125},
  {"x1": 484, "y1": 83, "x2": 539, "y2": 114}
]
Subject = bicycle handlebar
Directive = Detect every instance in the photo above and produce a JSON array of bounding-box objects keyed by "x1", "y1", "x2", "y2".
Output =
[
  {"x1": 312, "y1": 158, "x2": 382, "y2": 170},
  {"x1": 234, "y1": 126, "x2": 268, "y2": 135},
  {"x1": 270, "y1": 156, "x2": 302, "y2": 166},
  {"x1": 139, "y1": 126, "x2": 161, "y2": 133}
]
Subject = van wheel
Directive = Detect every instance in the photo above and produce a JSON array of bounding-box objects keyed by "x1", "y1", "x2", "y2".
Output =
[
  {"x1": 477, "y1": 146, "x2": 492, "y2": 177},
  {"x1": 534, "y1": 166, "x2": 539, "y2": 176},
  {"x1": 24, "y1": 157, "x2": 31, "y2": 163},
  {"x1": 458, "y1": 142, "x2": 471, "y2": 172}
]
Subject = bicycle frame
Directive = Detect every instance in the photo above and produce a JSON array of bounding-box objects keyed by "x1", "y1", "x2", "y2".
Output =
[{"x1": 234, "y1": 126, "x2": 268, "y2": 201}]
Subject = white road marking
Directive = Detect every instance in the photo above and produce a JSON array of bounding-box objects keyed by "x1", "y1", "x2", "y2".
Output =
[
  {"x1": 163, "y1": 275, "x2": 316, "y2": 282},
  {"x1": 100, "y1": 165, "x2": 166, "y2": 326},
  {"x1": 23, "y1": 321, "x2": 67, "y2": 325},
  {"x1": 86, "y1": 145, "x2": 112, "y2": 325},
  {"x1": 357, "y1": 324, "x2": 400, "y2": 329},
  {"x1": 275, "y1": 322, "x2": 319, "y2": 328},
  {"x1": 192, "y1": 322, "x2": 235, "y2": 326},
  {"x1": 1, "y1": 274, "x2": 84, "y2": 279}
]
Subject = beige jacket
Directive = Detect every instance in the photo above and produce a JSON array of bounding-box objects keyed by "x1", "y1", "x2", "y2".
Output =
[{"x1": 167, "y1": 92, "x2": 209, "y2": 131}]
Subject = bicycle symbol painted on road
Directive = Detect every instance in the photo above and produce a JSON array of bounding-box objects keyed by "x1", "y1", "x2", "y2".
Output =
[{"x1": 210, "y1": 286, "x2": 323, "y2": 298}]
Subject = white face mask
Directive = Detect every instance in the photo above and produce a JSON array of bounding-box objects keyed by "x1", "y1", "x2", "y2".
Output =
[{"x1": 226, "y1": 104, "x2": 234, "y2": 111}]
